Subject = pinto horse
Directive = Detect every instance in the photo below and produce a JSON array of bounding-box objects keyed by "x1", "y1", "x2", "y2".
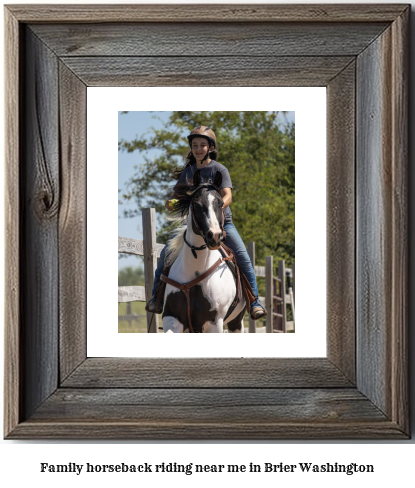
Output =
[{"x1": 161, "y1": 170, "x2": 245, "y2": 333}]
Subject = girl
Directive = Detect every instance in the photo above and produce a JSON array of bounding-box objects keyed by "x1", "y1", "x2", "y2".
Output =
[{"x1": 145, "y1": 125, "x2": 266, "y2": 320}]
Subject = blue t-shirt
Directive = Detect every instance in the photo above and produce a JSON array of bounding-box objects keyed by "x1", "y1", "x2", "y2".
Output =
[{"x1": 176, "y1": 160, "x2": 233, "y2": 224}]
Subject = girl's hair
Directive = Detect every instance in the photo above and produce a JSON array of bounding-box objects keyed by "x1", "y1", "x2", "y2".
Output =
[{"x1": 172, "y1": 147, "x2": 219, "y2": 180}]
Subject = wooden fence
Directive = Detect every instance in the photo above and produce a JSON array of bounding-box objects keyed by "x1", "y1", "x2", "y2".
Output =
[
  {"x1": 247, "y1": 242, "x2": 295, "y2": 333},
  {"x1": 118, "y1": 208, "x2": 295, "y2": 333}
]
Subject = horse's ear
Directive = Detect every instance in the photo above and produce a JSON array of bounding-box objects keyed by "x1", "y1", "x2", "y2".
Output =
[
  {"x1": 213, "y1": 171, "x2": 222, "y2": 189},
  {"x1": 193, "y1": 170, "x2": 201, "y2": 187}
]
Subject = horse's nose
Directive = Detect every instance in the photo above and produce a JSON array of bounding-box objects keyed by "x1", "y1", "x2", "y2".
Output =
[{"x1": 206, "y1": 230, "x2": 221, "y2": 248}]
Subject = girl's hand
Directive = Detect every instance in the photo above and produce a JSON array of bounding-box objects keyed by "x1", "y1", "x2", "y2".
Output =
[{"x1": 165, "y1": 199, "x2": 178, "y2": 211}]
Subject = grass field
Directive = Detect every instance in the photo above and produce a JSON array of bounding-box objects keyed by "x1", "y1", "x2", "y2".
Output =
[
  {"x1": 118, "y1": 301, "x2": 266, "y2": 333},
  {"x1": 118, "y1": 301, "x2": 148, "y2": 333}
]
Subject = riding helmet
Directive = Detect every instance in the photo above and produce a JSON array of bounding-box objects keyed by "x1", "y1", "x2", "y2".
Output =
[{"x1": 187, "y1": 126, "x2": 216, "y2": 149}]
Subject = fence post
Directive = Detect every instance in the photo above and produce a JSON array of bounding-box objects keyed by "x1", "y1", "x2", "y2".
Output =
[
  {"x1": 292, "y1": 261, "x2": 295, "y2": 301},
  {"x1": 265, "y1": 256, "x2": 273, "y2": 333},
  {"x1": 278, "y1": 260, "x2": 286, "y2": 333},
  {"x1": 247, "y1": 242, "x2": 256, "y2": 333},
  {"x1": 142, "y1": 208, "x2": 159, "y2": 333}
]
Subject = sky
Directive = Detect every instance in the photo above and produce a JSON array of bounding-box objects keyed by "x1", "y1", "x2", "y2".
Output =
[
  {"x1": 118, "y1": 111, "x2": 295, "y2": 270},
  {"x1": 118, "y1": 111, "x2": 171, "y2": 269}
]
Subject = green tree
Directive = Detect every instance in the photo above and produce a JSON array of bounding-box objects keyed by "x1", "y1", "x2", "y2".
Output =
[
  {"x1": 118, "y1": 266, "x2": 145, "y2": 286},
  {"x1": 119, "y1": 111, "x2": 295, "y2": 268}
]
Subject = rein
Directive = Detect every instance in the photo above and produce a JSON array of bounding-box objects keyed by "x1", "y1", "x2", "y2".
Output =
[{"x1": 183, "y1": 230, "x2": 207, "y2": 259}]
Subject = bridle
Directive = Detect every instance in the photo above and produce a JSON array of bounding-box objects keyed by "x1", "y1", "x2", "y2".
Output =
[{"x1": 184, "y1": 184, "x2": 225, "y2": 259}]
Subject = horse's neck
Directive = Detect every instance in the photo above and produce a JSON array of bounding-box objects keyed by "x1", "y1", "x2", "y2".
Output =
[{"x1": 185, "y1": 209, "x2": 205, "y2": 247}]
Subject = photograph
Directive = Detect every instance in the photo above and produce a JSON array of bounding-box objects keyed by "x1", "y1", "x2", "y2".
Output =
[
  {"x1": 2, "y1": 1, "x2": 410, "y2": 442},
  {"x1": 118, "y1": 111, "x2": 295, "y2": 334}
]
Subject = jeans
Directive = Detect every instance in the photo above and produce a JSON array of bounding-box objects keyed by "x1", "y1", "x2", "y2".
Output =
[{"x1": 151, "y1": 222, "x2": 259, "y2": 301}]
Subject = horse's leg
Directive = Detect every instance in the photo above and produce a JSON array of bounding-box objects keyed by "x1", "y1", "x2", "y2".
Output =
[
  {"x1": 162, "y1": 287, "x2": 187, "y2": 333},
  {"x1": 163, "y1": 316, "x2": 184, "y2": 333},
  {"x1": 226, "y1": 308, "x2": 245, "y2": 333},
  {"x1": 203, "y1": 319, "x2": 223, "y2": 333},
  {"x1": 228, "y1": 326, "x2": 244, "y2": 333}
]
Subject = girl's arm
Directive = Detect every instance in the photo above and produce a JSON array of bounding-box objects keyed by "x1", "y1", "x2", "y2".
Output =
[{"x1": 220, "y1": 188, "x2": 232, "y2": 209}]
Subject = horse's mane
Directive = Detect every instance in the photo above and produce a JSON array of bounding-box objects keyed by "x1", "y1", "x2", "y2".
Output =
[
  {"x1": 164, "y1": 183, "x2": 196, "y2": 265},
  {"x1": 166, "y1": 183, "x2": 195, "y2": 221},
  {"x1": 164, "y1": 182, "x2": 219, "y2": 264},
  {"x1": 164, "y1": 223, "x2": 187, "y2": 265}
]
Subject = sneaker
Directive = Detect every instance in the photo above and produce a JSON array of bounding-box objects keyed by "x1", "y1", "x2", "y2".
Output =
[
  {"x1": 145, "y1": 295, "x2": 163, "y2": 314},
  {"x1": 250, "y1": 301, "x2": 267, "y2": 320}
]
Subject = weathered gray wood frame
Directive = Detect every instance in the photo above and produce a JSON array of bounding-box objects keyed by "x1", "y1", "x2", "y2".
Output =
[{"x1": 4, "y1": 4, "x2": 409, "y2": 439}]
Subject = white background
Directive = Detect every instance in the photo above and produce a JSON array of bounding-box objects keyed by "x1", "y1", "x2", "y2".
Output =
[
  {"x1": 1, "y1": 0, "x2": 414, "y2": 485},
  {"x1": 87, "y1": 87, "x2": 326, "y2": 357}
]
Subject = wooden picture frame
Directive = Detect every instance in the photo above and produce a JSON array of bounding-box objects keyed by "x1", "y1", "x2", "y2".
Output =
[{"x1": 4, "y1": 4, "x2": 409, "y2": 439}]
